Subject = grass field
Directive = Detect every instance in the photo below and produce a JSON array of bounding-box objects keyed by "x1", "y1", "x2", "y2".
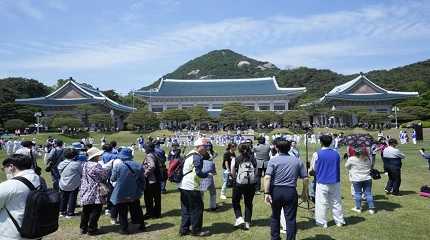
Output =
[{"x1": 0, "y1": 128, "x2": 429, "y2": 240}]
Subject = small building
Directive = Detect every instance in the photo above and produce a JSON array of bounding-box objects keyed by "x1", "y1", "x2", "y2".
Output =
[
  {"x1": 15, "y1": 79, "x2": 136, "y2": 130},
  {"x1": 314, "y1": 74, "x2": 418, "y2": 126},
  {"x1": 135, "y1": 77, "x2": 306, "y2": 115}
]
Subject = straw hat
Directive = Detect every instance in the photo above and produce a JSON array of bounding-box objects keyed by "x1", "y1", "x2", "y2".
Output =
[{"x1": 87, "y1": 147, "x2": 103, "y2": 161}]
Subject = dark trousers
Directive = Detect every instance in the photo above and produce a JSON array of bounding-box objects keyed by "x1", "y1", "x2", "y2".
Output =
[
  {"x1": 51, "y1": 168, "x2": 60, "y2": 191},
  {"x1": 116, "y1": 199, "x2": 145, "y2": 231},
  {"x1": 255, "y1": 168, "x2": 265, "y2": 191},
  {"x1": 80, "y1": 204, "x2": 103, "y2": 233},
  {"x1": 180, "y1": 189, "x2": 204, "y2": 234},
  {"x1": 144, "y1": 182, "x2": 162, "y2": 218},
  {"x1": 385, "y1": 167, "x2": 401, "y2": 194},
  {"x1": 271, "y1": 186, "x2": 298, "y2": 240},
  {"x1": 60, "y1": 188, "x2": 79, "y2": 216},
  {"x1": 232, "y1": 184, "x2": 255, "y2": 223}
]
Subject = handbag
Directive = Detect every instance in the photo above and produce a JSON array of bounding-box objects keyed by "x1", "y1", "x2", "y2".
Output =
[{"x1": 370, "y1": 169, "x2": 381, "y2": 180}]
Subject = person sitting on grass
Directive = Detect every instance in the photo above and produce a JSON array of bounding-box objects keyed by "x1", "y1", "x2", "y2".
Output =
[
  {"x1": 345, "y1": 146, "x2": 376, "y2": 214},
  {"x1": 58, "y1": 148, "x2": 82, "y2": 218}
]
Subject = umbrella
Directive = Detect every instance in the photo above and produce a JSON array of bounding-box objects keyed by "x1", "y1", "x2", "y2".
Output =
[{"x1": 341, "y1": 134, "x2": 375, "y2": 148}]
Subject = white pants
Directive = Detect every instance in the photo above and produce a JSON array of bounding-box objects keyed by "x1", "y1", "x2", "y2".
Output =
[{"x1": 315, "y1": 182, "x2": 345, "y2": 225}]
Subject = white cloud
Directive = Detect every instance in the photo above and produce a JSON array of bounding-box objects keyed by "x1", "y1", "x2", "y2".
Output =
[{"x1": 2, "y1": 1, "x2": 430, "y2": 71}]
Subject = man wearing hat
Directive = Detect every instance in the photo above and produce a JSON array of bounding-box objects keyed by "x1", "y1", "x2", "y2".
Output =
[
  {"x1": 178, "y1": 138, "x2": 212, "y2": 237},
  {"x1": 110, "y1": 148, "x2": 146, "y2": 234}
]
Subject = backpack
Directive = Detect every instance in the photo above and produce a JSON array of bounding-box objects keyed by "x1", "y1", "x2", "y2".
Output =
[
  {"x1": 6, "y1": 176, "x2": 60, "y2": 239},
  {"x1": 236, "y1": 161, "x2": 256, "y2": 185},
  {"x1": 168, "y1": 152, "x2": 197, "y2": 183}
]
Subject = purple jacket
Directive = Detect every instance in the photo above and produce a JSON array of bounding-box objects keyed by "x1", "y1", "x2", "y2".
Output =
[{"x1": 80, "y1": 161, "x2": 108, "y2": 205}]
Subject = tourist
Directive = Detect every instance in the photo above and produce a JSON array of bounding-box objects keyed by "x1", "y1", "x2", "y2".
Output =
[
  {"x1": 0, "y1": 154, "x2": 47, "y2": 239},
  {"x1": 15, "y1": 140, "x2": 40, "y2": 172},
  {"x1": 419, "y1": 148, "x2": 430, "y2": 170},
  {"x1": 153, "y1": 141, "x2": 167, "y2": 194},
  {"x1": 6, "y1": 139, "x2": 14, "y2": 155},
  {"x1": 143, "y1": 142, "x2": 162, "y2": 219},
  {"x1": 168, "y1": 142, "x2": 182, "y2": 161},
  {"x1": 231, "y1": 143, "x2": 257, "y2": 230},
  {"x1": 110, "y1": 141, "x2": 119, "y2": 154},
  {"x1": 58, "y1": 148, "x2": 82, "y2": 218},
  {"x1": 220, "y1": 143, "x2": 237, "y2": 200},
  {"x1": 289, "y1": 140, "x2": 300, "y2": 158},
  {"x1": 345, "y1": 147, "x2": 376, "y2": 214},
  {"x1": 201, "y1": 142, "x2": 217, "y2": 211},
  {"x1": 179, "y1": 138, "x2": 212, "y2": 237},
  {"x1": 254, "y1": 137, "x2": 270, "y2": 194},
  {"x1": 310, "y1": 135, "x2": 345, "y2": 228},
  {"x1": 383, "y1": 139, "x2": 405, "y2": 196},
  {"x1": 45, "y1": 140, "x2": 65, "y2": 190},
  {"x1": 101, "y1": 144, "x2": 117, "y2": 164},
  {"x1": 79, "y1": 147, "x2": 108, "y2": 235},
  {"x1": 110, "y1": 148, "x2": 146, "y2": 234},
  {"x1": 412, "y1": 130, "x2": 417, "y2": 144},
  {"x1": 264, "y1": 139, "x2": 308, "y2": 240}
]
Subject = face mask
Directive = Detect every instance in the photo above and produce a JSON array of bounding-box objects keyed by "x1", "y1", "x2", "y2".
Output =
[{"x1": 5, "y1": 167, "x2": 14, "y2": 180}]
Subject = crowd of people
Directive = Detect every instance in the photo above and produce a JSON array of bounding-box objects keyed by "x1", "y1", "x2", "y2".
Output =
[{"x1": 0, "y1": 128, "x2": 425, "y2": 240}]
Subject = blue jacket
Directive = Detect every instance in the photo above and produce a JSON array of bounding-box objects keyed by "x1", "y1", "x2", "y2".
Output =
[
  {"x1": 102, "y1": 151, "x2": 117, "y2": 164},
  {"x1": 110, "y1": 159, "x2": 145, "y2": 204}
]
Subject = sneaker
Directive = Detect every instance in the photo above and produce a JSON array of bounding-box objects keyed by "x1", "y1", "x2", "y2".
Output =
[
  {"x1": 80, "y1": 229, "x2": 87, "y2": 235},
  {"x1": 220, "y1": 195, "x2": 227, "y2": 200},
  {"x1": 336, "y1": 222, "x2": 345, "y2": 227},
  {"x1": 59, "y1": 214, "x2": 65, "y2": 217},
  {"x1": 368, "y1": 209, "x2": 375, "y2": 214},
  {"x1": 191, "y1": 230, "x2": 211, "y2": 237},
  {"x1": 234, "y1": 217, "x2": 245, "y2": 228},
  {"x1": 104, "y1": 209, "x2": 110, "y2": 216},
  {"x1": 255, "y1": 191, "x2": 262, "y2": 195},
  {"x1": 280, "y1": 229, "x2": 287, "y2": 234},
  {"x1": 316, "y1": 222, "x2": 328, "y2": 228},
  {"x1": 351, "y1": 207, "x2": 362, "y2": 213},
  {"x1": 244, "y1": 222, "x2": 250, "y2": 230},
  {"x1": 110, "y1": 219, "x2": 119, "y2": 225}
]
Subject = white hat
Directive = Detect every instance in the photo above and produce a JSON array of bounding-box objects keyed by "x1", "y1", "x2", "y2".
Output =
[
  {"x1": 194, "y1": 137, "x2": 210, "y2": 147},
  {"x1": 87, "y1": 147, "x2": 103, "y2": 161}
]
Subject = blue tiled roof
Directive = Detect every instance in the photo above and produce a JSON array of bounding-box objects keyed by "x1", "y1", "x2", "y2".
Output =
[
  {"x1": 136, "y1": 77, "x2": 306, "y2": 97},
  {"x1": 15, "y1": 80, "x2": 136, "y2": 113},
  {"x1": 321, "y1": 75, "x2": 418, "y2": 103}
]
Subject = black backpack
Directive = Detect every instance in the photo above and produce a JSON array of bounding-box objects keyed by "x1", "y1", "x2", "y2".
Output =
[{"x1": 5, "y1": 176, "x2": 60, "y2": 239}]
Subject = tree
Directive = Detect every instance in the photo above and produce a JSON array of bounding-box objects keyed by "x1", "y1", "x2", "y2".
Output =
[
  {"x1": 51, "y1": 117, "x2": 82, "y2": 129},
  {"x1": 397, "y1": 106, "x2": 430, "y2": 122},
  {"x1": 76, "y1": 104, "x2": 101, "y2": 126},
  {"x1": 88, "y1": 113, "x2": 113, "y2": 129},
  {"x1": 126, "y1": 109, "x2": 159, "y2": 131},
  {"x1": 220, "y1": 102, "x2": 247, "y2": 128},
  {"x1": 4, "y1": 119, "x2": 27, "y2": 130},
  {"x1": 159, "y1": 109, "x2": 190, "y2": 128},
  {"x1": 187, "y1": 106, "x2": 211, "y2": 127},
  {"x1": 283, "y1": 110, "x2": 309, "y2": 127},
  {"x1": 256, "y1": 111, "x2": 279, "y2": 127}
]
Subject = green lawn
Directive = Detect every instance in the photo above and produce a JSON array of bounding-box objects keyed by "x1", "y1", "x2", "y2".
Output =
[{"x1": 0, "y1": 129, "x2": 429, "y2": 240}]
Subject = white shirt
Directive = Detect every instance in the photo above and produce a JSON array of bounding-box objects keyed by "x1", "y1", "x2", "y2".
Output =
[
  {"x1": 383, "y1": 146, "x2": 405, "y2": 159},
  {"x1": 0, "y1": 170, "x2": 42, "y2": 240}
]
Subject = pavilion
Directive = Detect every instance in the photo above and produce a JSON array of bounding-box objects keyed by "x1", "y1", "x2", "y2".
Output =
[
  {"x1": 15, "y1": 78, "x2": 136, "y2": 130},
  {"x1": 314, "y1": 74, "x2": 418, "y2": 126},
  {"x1": 135, "y1": 77, "x2": 306, "y2": 114}
]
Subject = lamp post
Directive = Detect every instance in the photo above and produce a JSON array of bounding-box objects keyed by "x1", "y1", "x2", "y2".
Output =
[
  {"x1": 392, "y1": 106, "x2": 399, "y2": 128},
  {"x1": 34, "y1": 112, "x2": 42, "y2": 134}
]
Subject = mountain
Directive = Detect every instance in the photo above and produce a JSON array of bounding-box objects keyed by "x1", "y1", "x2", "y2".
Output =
[
  {"x1": 141, "y1": 49, "x2": 280, "y2": 90},
  {"x1": 141, "y1": 49, "x2": 430, "y2": 108}
]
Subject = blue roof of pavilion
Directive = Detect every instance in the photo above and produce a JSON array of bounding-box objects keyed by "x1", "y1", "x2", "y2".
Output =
[
  {"x1": 15, "y1": 80, "x2": 136, "y2": 113},
  {"x1": 135, "y1": 77, "x2": 306, "y2": 97},
  {"x1": 320, "y1": 74, "x2": 418, "y2": 103}
]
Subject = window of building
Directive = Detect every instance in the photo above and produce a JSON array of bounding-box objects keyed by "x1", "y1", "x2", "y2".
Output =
[
  {"x1": 181, "y1": 104, "x2": 194, "y2": 109},
  {"x1": 212, "y1": 104, "x2": 223, "y2": 110},
  {"x1": 244, "y1": 105, "x2": 255, "y2": 110},
  {"x1": 274, "y1": 104, "x2": 286, "y2": 111},
  {"x1": 152, "y1": 105, "x2": 163, "y2": 112},
  {"x1": 258, "y1": 105, "x2": 270, "y2": 111},
  {"x1": 166, "y1": 105, "x2": 178, "y2": 110},
  {"x1": 376, "y1": 108, "x2": 388, "y2": 113}
]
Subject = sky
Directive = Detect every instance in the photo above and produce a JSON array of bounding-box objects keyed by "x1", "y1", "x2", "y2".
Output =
[{"x1": 1, "y1": 0, "x2": 430, "y2": 94}]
